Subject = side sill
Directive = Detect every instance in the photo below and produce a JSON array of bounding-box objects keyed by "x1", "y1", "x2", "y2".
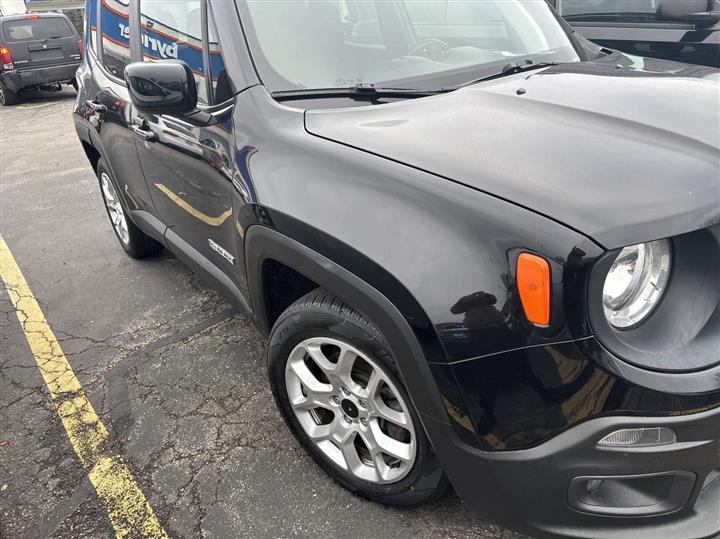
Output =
[
  {"x1": 129, "y1": 209, "x2": 252, "y2": 319},
  {"x1": 164, "y1": 226, "x2": 252, "y2": 318}
]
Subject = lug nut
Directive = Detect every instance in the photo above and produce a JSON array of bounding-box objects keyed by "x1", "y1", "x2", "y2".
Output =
[
  {"x1": 342, "y1": 386, "x2": 351, "y2": 395},
  {"x1": 343, "y1": 415, "x2": 351, "y2": 424},
  {"x1": 360, "y1": 417, "x2": 367, "y2": 426},
  {"x1": 333, "y1": 396, "x2": 340, "y2": 404},
  {"x1": 358, "y1": 400, "x2": 366, "y2": 408}
]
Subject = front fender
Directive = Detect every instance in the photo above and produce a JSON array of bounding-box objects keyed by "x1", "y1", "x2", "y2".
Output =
[
  {"x1": 238, "y1": 86, "x2": 607, "y2": 450},
  {"x1": 244, "y1": 224, "x2": 449, "y2": 426},
  {"x1": 241, "y1": 85, "x2": 605, "y2": 363}
]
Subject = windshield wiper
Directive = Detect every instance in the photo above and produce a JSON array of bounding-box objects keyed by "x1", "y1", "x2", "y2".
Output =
[
  {"x1": 272, "y1": 84, "x2": 450, "y2": 103},
  {"x1": 449, "y1": 59, "x2": 559, "y2": 90},
  {"x1": 272, "y1": 62, "x2": 557, "y2": 103}
]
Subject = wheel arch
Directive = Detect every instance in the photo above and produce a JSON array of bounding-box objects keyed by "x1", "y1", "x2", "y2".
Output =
[
  {"x1": 80, "y1": 140, "x2": 101, "y2": 173},
  {"x1": 244, "y1": 224, "x2": 450, "y2": 424}
]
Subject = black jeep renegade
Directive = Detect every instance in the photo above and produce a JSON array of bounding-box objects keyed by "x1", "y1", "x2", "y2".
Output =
[{"x1": 73, "y1": 1, "x2": 720, "y2": 537}]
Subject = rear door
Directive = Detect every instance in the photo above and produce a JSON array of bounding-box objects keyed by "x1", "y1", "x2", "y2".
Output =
[{"x1": 1, "y1": 15, "x2": 80, "y2": 70}]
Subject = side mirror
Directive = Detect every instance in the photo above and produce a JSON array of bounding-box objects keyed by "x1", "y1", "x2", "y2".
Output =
[
  {"x1": 657, "y1": 0, "x2": 719, "y2": 27},
  {"x1": 124, "y1": 60, "x2": 197, "y2": 116}
]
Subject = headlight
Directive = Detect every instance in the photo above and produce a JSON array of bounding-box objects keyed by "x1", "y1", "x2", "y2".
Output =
[{"x1": 602, "y1": 239, "x2": 671, "y2": 329}]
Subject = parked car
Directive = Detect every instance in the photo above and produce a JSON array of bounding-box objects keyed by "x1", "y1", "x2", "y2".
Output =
[
  {"x1": 551, "y1": 0, "x2": 720, "y2": 67},
  {"x1": 73, "y1": 1, "x2": 720, "y2": 538},
  {"x1": 0, "y1": 12, "x2": 82, "y2": 105}
]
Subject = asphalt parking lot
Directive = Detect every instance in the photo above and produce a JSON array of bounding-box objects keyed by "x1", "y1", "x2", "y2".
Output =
[{"x1": 0, "y1": 89, "x2": 526, "y2": 539}]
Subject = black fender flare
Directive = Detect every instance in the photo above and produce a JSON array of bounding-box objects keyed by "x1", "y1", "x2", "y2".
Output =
[{"x1": 244, "y1": 224, "x2": 450, "y2": 425}]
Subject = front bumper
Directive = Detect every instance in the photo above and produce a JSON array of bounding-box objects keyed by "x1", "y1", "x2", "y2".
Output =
[
  {"x1": 428, "y1": 404, "x2": 720, "y2": 538},
  {"x1": 1, "y1": 63, "x2": 80, "y2": 93}
]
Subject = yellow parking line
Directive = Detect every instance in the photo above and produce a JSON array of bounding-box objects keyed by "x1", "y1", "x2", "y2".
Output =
[{"x1": 0, "y1": 235, "x2": 169, "y2": 539}]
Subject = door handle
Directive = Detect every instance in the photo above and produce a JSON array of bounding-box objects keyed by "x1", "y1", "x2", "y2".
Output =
[
  {"x1": 85, "y1": 100, "x2": 107, "y2": 113},
  {"x1": 130, "y1": 124, "x2": 158, "y2": 142}
]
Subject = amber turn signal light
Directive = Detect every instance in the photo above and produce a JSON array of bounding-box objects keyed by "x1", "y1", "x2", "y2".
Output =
[{"x1": 517, "y1": 253, "x2": 551, "y2": 326}]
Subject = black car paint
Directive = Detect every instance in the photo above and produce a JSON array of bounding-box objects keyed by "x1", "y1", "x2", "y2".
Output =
[
  {"x1": 306, "y1": 54, "x2": 720, "y2": 250},
  {"x1": 549, "y1": 0, "x2": 720, "y2": 67},
  {"x1": 73, "y1": 1, "x2": 720, "y2": 537},
  {"x1": 0, "y1": 13, "x2": 81, "y2": 94}
]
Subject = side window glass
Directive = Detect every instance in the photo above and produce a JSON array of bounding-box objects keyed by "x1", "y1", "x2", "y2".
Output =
[
  {"x1": 140, "y1": 1, "x2": 207, "y2": 103},
  {"x1": 557, "y1": 0, "x2": 660, "y2": 23},
  {"x1": 207, "y1": 9, "x2": 232, "y2": 104},
  {"x1": 341, "y1": 0, "x2": 384, "y2": 47},
  {"x1": 101, "y1": 0, "x2": 131, "y2": 78}
]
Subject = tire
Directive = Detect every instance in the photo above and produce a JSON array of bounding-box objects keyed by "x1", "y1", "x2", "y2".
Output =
[
  {"x1": 0, "y1": 83, "x2": 18, "y2": 106},
  {"x1": 268, "y1": 289, "x2": 450, "y2": 507},
  {"x1": 96, "y1": 158, "x2": 162, "y2": 258}
]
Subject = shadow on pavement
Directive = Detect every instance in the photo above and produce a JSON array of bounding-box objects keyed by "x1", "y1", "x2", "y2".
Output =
[{"x1": 12, "y1": 87, "x2": 78, "y2": 107}]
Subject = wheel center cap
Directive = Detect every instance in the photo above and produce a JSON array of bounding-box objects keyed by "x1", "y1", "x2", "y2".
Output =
[{"x1": 341, "y1": 399, "x2": 359, "y2": 419}]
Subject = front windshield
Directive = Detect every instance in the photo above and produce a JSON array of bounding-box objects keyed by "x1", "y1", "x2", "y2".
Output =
[{"x1": 238, "y1": 0, "x2": 581, "y2": 92}]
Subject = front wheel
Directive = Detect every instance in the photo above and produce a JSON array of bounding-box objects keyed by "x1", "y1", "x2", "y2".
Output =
[{"x1": 268, "y1": 290, "x2": 449, "y2": 506}]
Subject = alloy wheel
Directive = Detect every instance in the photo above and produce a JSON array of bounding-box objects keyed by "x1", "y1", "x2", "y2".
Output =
[
  {"x1": 285, "y1": 337, "x2": 417, "y2": 484},
  {"x1": 100, "y1": 172, "x2": 130, "y2": 245}
]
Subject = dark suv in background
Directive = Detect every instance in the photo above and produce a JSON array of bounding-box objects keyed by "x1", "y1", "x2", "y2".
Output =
[
  {"x1": 73, "y1": 1, "x2": 720, "y2": 538},
  {"x1": 0, "y1": 12, "x2": 82, "y2": 105},
  {"x1": 552, "y1": 0, "x2": 720, "y2": 67}
]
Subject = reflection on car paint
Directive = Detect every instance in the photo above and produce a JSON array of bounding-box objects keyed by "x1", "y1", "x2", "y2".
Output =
[{"x1": 153, "y1": 182, "x2": 232, "y2": 227}]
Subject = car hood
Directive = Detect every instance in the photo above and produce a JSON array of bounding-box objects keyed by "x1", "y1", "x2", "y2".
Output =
[{"x1": 305, "y1": 56, "x2": 720, "y2": 249}]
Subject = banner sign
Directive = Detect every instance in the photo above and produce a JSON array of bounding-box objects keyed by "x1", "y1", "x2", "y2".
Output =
[{"x1": 99, "y1": 0, "x2": 223, "y2": 77}]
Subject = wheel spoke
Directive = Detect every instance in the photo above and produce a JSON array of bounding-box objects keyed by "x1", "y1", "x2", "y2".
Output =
[
  {"x1": 103, "y1": 186, "x2": 114, "y2": 204},
  {"x1": 304, "y1": 342, "x2": 356, "y2": 388},
  {"x1": 335, "y1": 345, "x2": 357, "y2": 372},
  {"x1": 287, "y1": 352, "x2": 334, "y2": 395},
  {"x1": 372, "y1": 451, "x2": 391, "y2": 479},
  {"x1": 304, "y1": 342, "x2": 333, "y2": 370},
  {"x1": 290, "y1": 388, "x2": 332, "y2": 411},
  {"x1": 101, "y1": 178, "x2": 115, "y2": 203},
  {"x1": 374, "y1": 400, "x2": 409, "y2": 428},
  {"x1": 358, "y1": 426, "x2": 393, "y2": 482},
  {"x1": 303, "y1": 420, "x2": 333, "y2": 441},
  {"x1": 365, "y1": 368, "x2": 382, "y2": 399},
  {"x1": 358, "y1": 426, "x2": 379, "y2": 455},
  {"x1": 338, "y1": 430, "x2": 363, "y2": 471},
  {"x1": 370, "y1": 421, "x2": 413, "y2": 463}
]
